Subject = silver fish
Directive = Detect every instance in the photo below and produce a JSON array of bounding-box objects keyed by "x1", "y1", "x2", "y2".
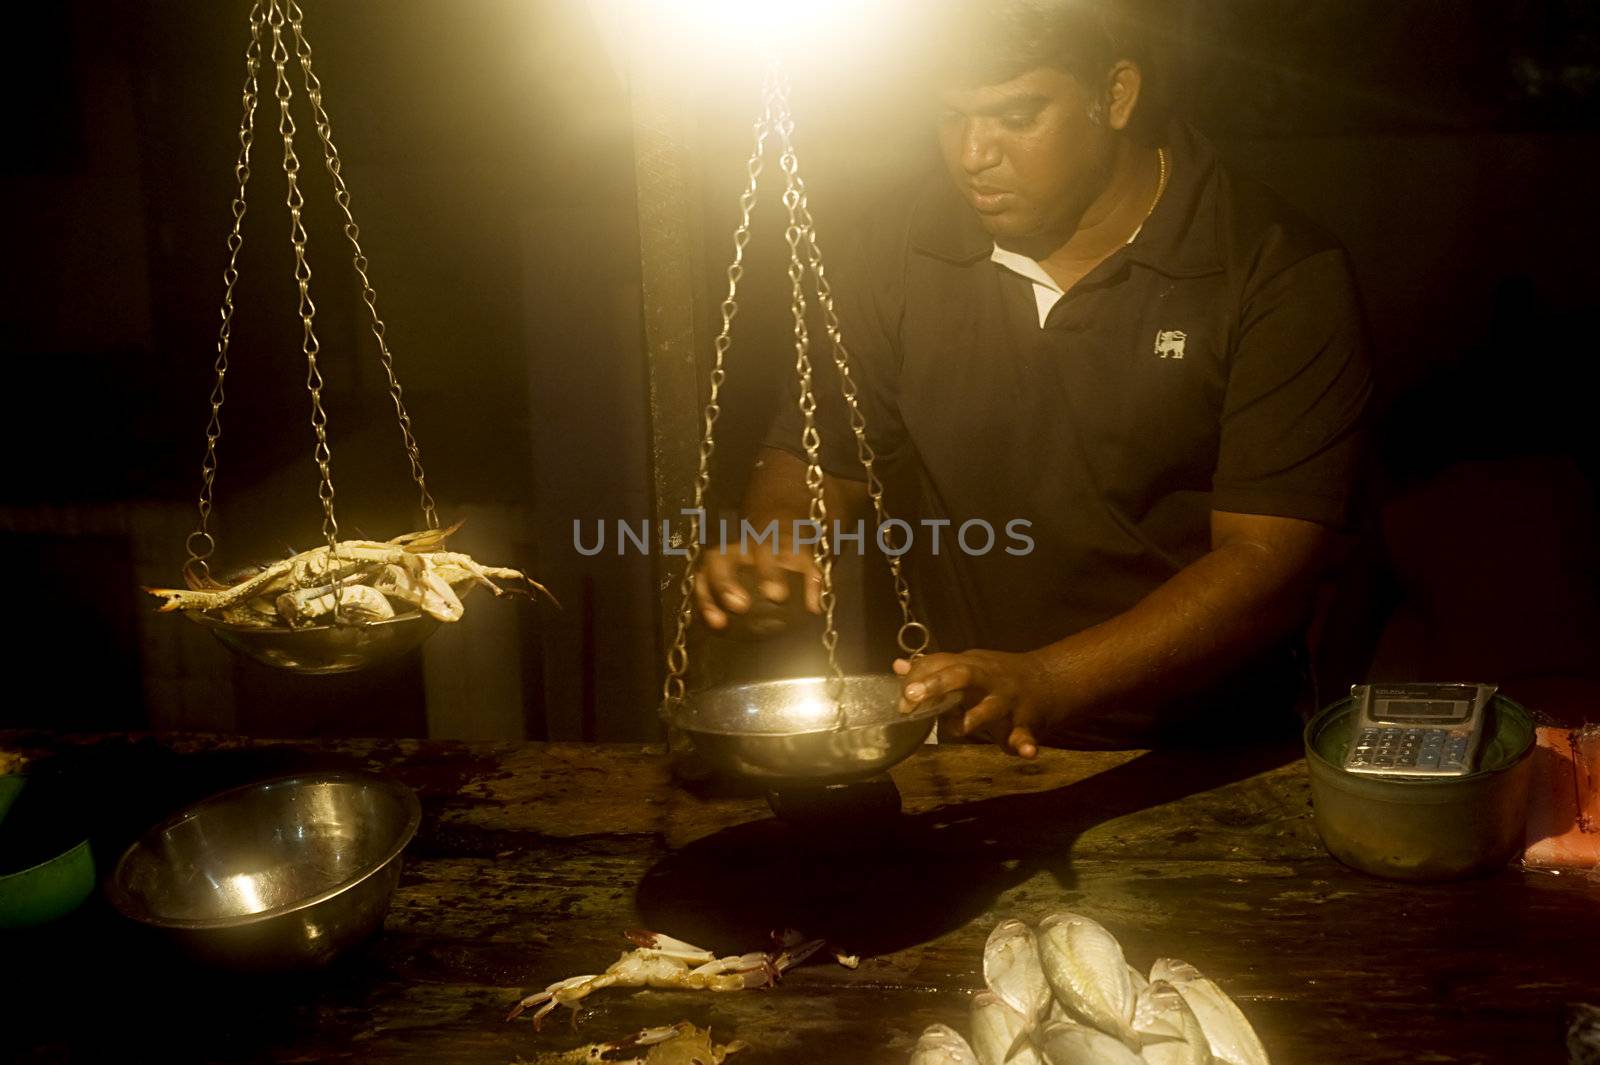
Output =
[
  {"x1": 1047, "y1": 969, "x2": 1145, "y2": 1025},
  {"x1": 912, "y1": 1023, "x2": 981, "y2": 1065},
  {"x1": 1148, "y1": 960, "x2": 1268, "y2": 1065},
  {"x1": 1037, "y1": 1019, "x2": 1145, "y2": 1065},
  {"x1": 1127, "y1": 964, "x2": 1150, "y2": 999},
  {"x1": 1133, "y1": 980, "x2": 1212, "y2": 1065},
  {"x1": 985, "y1": 920, "x2": 1053, "y2": 1027},
  {"x1": 1143, "y1": 1043, "x2": 1211, "y2": 1065},
  {"x1": 971, "y1": 991, "x2": 1045, "y2": 1065},
  {"x1": 1037, "y1": 913, "x2": 1139, "y2": 1047}
]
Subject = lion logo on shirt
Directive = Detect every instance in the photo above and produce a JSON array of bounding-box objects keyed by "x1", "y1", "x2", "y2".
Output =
[{"x1": 1154, "y1": 329, "x2": 1187, "y2": 359}]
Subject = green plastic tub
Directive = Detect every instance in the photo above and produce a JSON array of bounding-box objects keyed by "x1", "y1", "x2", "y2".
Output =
[
  {"x1": 0, "y1": 768, "x2": 97, "y2": 928},
  {"x1": 0, "y1": 837, "x2": 95, "y2": 929},
  {"x1": 0, "y1": 773, "x2": 23, "y2": 826},
  {"x1": 1303, "y1": 694, "x2": 1536, "y2": 881}
]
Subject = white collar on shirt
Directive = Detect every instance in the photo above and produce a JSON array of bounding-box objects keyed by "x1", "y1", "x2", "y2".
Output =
[{"x1": 989, "y1": 221, "x2": 1146, "y2": 328}]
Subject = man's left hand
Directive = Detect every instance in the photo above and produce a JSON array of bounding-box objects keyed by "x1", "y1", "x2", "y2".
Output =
[{"x1": 894, "y1": 650, "x2": 1056, "y2": 759}]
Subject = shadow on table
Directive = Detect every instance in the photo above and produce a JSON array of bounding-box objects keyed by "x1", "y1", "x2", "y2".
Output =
[{"x1": 634, "y1": 743, "x2": 1298, "y2": 958}]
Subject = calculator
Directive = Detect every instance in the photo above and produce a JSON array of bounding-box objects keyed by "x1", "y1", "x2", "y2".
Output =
[{"x1": 1342, "y1": 682, "x2": 1497, "y2": 777}]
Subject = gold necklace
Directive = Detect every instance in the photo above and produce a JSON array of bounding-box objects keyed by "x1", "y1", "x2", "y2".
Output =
[
  {"x1": 1146, "y1": 147, "x2": 1169, "y2": 220},
  {"x1": 1121, "y1": 148, "x2": 1167, "y2": 248}
]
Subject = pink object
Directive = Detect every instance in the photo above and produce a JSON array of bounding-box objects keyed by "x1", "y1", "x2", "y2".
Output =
[{"x1": 1523, "y1": 725, "x2": 1600, "y2": 869}]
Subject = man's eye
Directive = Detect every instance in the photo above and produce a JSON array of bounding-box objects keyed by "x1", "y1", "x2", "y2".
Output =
[{"x1": 1000, "y1": 112, "x2": 1037, "y2": 130}]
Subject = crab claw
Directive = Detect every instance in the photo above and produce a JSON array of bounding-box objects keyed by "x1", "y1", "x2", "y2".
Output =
[
  {"x1": 599, "y1": 1022, "x2": 696, "y2": 1055},
  {"x1": 143, "y1": 588, "x2": 191, "y2": 612},
  {"x1": 506, "y1": 973, "x2": 595, "y2": 1027},
  {"x1": 770, "y1": 936, "x2": 827, "y2": 978},
  {"x1": 770, "y1": 928, "x2": 852, "y2": 968},
  {"x1": 771, "y1": 928, "x2": 807, "y2": 949},
  {"x1": 625, "y1": 929, "x2": 716, "y2": 963},
  {"x1": 393, "y1": 520, "x2": 465, "y2": 551},
  {"x1": 505, "y1": 991, "x2": 548, "y2": 1023}
]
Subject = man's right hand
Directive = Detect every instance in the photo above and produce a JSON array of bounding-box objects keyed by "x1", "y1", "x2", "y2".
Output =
[
  {"x1": 693, "y1": 542, "x2": 822, "y2": 631},
  {"x1": 695, "y1": 447, "x2": 867, "y2": 631}
]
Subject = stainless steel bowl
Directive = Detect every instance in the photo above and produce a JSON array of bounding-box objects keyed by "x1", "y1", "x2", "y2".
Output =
[
  {"x1": 189, "y1": 612, "x2": 441, "y2": 674},
  {"x1": 107, "y1": 772, "x2": 421, "y2": 970},
  {"x1": 671, "y1": 674, "x2": 960, "y2": 784}
]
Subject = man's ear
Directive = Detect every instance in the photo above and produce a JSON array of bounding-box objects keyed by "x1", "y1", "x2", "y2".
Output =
[{"x1": 1104, "y1": 59, "x2": 1143, "y2": 131}]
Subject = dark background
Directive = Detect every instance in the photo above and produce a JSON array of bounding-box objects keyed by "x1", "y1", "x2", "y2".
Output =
[{"x1": 3, "y1": 0, "x2": 1596, "y2": 741}]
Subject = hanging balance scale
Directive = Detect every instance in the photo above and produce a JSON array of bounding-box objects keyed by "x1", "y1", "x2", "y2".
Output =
[
  {"x1": 146, "y1": 0, "x2": 550, "y2": 675},
  {"x1": 662, "y1": 65, "x2": 960, "y2": 788}
]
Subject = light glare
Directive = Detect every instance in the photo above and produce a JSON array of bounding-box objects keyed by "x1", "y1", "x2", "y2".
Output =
[{"x1": 643, "y1": 0, "x2": 891, "y2": 55}]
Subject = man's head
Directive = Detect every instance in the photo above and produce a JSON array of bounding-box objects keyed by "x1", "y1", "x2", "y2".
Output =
[{"x1": 928, "y1": 0, "x2": 1172, "y2": 246}]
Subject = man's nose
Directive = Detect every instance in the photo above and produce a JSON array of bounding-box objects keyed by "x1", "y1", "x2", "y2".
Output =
[{"x1": 959, "y1": 121, "x2": 1002, "y2": 175}]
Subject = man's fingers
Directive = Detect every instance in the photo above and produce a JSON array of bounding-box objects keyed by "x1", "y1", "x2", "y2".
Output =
[
  {"x1": 898, "y1": 653, "x2": 956, "y2": 713},
  {"x1": 693, "y1": 569, "x2": 727, "y2": 630},
  {"x1": 749, "y1": 550, "x2": 790, "y2": 602},
  {"x1": 1006, "y1": 724, "x2": 1040, "y2": 760},
  {"x1": 694, "y1": 551, "x2": 751, "y2": 613},
  {"x1": 903, "y1": 652, "x2": 957, "y2": 675},
  {"x1": 898, "y1": 653, "x2": 955, "y2": 704},
  {"x1": 959, "y1": 694, "x2": 1011, "y2": 740},
  {"x1": 904, "y1": 661, "x2": 974, "y2": 706},
  {"x1": 803, "y1": 570, "x2": 822, "y2": 613}
]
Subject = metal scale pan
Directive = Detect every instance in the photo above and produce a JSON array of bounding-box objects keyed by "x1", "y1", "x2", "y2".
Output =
[
  {"x1": 190, "y1": 613, "x2": 442, "y2": 676},
  {"x1": 673, "y1": 675, "x2": 959, "y2": 784}
]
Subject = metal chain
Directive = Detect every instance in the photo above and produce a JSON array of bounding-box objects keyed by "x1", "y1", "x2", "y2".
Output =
[
  {"x1": 661, "y1": 61, "x2": 938, "y2": 722},
  {"x1": 771, "y1": 71, "x2": 847, "y2": 722},
  {"x1": 185, "y1": 3, "x2": 266, "y2": 588},
  {"x1": 771, "y1": 69, "x2": 932, "y2": 660},
  {"x1": 285, "y1": 0, "x2": 439, "y2": 530},
  {"x1": 266, "y1": 0, "x2": 342, "y2": 596},
  {"x1": 659, "y1": 76, "x2": 776, "y2": 716}
]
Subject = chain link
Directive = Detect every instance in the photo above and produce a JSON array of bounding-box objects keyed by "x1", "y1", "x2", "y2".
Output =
[
  {"x1": 185, "y1": 1, "x2": 444, "y2": 615},
  {"x1": 660, "y1": 60, "x2": 938, "y2": 725},
  {"x1": 771, "y1": 69, "x2": 932, "y2": 660},
  {"x1": 186, "y1": 3, "x2": 266, "y2": 588},
  {"x1": 266, "y1": 0, "x2": 343, "y2": 604},
  {"x1": 771, "y1": 71, "x2": 846, "y2": 721},
  {"x1": 659, "y1": 77, "x2": 775, "y2": 716},
  {"x1": 285, "y1": 0, "x2": 438, "y2": 530}
]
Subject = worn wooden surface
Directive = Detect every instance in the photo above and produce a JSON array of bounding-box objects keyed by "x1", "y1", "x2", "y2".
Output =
[{"x1": 2, "y1": 733, "x2": 1596, "y2": 1064}]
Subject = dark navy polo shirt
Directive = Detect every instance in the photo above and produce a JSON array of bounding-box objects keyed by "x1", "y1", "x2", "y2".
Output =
[{"x1": 766, "y1": 124, "x2": 1373, "y2": 742}]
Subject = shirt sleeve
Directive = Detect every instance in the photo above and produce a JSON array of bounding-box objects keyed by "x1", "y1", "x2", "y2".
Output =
[
  {"x1": 761, "y1": 228, "x2": 909, "y2": 482},
  {"x1": 1211, "y1": 248, "x2": 1375, "y2": 529}
]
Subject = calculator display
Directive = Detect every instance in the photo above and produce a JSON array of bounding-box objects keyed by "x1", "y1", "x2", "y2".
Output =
[{"x1": 1373, "y1": 699, "x2": 1471, "y2": 723}]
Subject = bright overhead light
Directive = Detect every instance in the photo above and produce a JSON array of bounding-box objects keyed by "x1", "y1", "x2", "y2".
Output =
[{"x1": 636, "y1": 0, "x2": 898, "y2": 57}]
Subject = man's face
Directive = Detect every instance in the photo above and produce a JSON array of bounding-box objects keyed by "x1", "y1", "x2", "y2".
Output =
[{"x1": 936, "y1": 66, "x2": 1115, "y2": 248}]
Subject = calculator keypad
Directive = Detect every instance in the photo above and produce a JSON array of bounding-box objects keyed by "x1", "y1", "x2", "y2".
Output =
[{"x1": 1346, "y1": 727, "x2": 1470, "y2": 773}]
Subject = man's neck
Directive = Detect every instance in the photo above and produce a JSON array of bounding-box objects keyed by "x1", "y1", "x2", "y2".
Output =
[{"x1": 1015, "y1": 143, "x2": 1163, "y2": 290}]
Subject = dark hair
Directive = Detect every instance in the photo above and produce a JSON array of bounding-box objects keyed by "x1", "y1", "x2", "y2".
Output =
[{"x1": 929, "y1": 0, "x2": 1176, "y2": 135}]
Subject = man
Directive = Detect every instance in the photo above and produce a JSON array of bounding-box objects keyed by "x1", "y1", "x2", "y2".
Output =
[{"x1": 694, "y1": 0, "x2": 1373, "y2": 755}]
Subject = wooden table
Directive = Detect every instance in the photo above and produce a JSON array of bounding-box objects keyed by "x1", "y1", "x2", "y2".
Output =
[{"x1": 3, "y1": 733, "x2": 1596, "y2": 1064}]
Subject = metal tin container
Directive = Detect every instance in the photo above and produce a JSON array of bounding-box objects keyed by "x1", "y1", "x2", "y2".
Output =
[{"x1": 1303, "y1": 694, "x2": 1536, "y2": 880}]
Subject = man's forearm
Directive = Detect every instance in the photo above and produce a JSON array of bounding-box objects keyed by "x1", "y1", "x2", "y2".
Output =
[
  {"x1": 742, "y1": 447, "x2": 870, "y2": 538},
  {"x1": 1029, "y1": 514, "x2": 1338, "y2": 729}
]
